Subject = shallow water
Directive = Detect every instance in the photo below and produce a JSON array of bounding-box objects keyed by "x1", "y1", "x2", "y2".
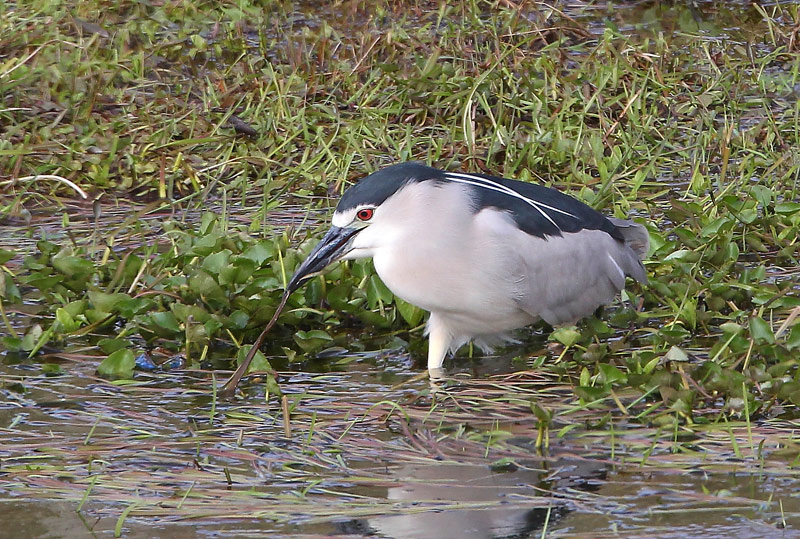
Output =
[
  {"x1": 3, "y1": 1, "x2": 800, "y2": 537},
  {"x1": 1, "y1": 350, "x2": 798, "y2": 538}
]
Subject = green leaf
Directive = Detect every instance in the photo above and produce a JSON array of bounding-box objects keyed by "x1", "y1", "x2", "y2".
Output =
[
  {"x1": 293, "y1": 329, "x2": 333, "y2": 353},
  {"x1": 219, "y1": 257, "x2": 257, "y2": 285},
  {"x1": 98, "y1": 338, "x2": 131, "y2": 354},
  {"x1": 236, "y1": 345, "x2": 272, "y2": 374},
  {"x1": 749, "y1": 316, "x2": 775, "y2": 344},
  {"x1": 189, "y1": 270, "x2": 227, "y2": 303},
  {"x1": 190, "y1": 231, "x2": 223, "y2": 256},
  {"x1": 395, "y1": 298, "x2": 424, "y2": 326},
  {"x1": 55, "y1": 307, "x2": 80, "y2": 332},
  {"x1": 530, "y1": 402, "x2": 552, "y2": 423},
  {"x1": 117, "y1": 297, "x2": 154, "y2": 318},
  {"x1": 202, "y1": 249, "x2": 231, "y2": 274},
  {"x1": 97, "y1": 349, "x2": 135, "y2": 379},
  {"x1": 0, "y1": 248, "x2": 15, "y2": 265},
  {"x1": 579, "y1": 367, "x2": 590, "y2": 386},
  {"x1": 775, "y1": 202, "x2": 800, "y2": 215},
  {"x1": 228, "y1": 310, "x2": 249, "y2": 329},
  {"x1": 366, "y1": 275, "x2": 393, "y2": 308},
  {"x1": 147, "y1": 311, "x2": 181, "y2": 336},
  {"x1": 574, "y1": 385, "x2": 609, "y2": 401},
  {"x1": 171, "y1": 303, "x2": 211, "y2": 323},
  {"x1": 40, "y1": 363, "x2": 64, "y2": 376},
  {"x1": 598, "y1": 364, "x2": 627, "y2": 384},
  {"x1": 785, "y1": 325, "x2": 800, "y2": 351},
  {"x1": 52, "y1": 255, "x2": 94, "y2": 278},
  {"x1": 241, "y1": 241, "x2": 275, "y2": 265},
  {"x1": 665, "y1": 345, "x2": 689, "y2": 362},
  {"x1": 551, "y1": 327, "x2": 581, "y2": 347},
  {"x1": 88, "y1": 291, "x2": 132, "y2": 313}
]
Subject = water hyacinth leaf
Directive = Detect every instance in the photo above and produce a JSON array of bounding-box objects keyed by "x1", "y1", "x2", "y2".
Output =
[
  {"x1": 551, "y1": 327, "x2": 581, "y2": 347},
  {"x1": 202, "y1": 249, "x2": 231, "y2": 274},
  {"x1": 52, "y1": 255, "x2": 94, "y2": 278},
  {"x1": 720, "y1": 322, "x2": 743, "y2": 336},
  {"x1": 98, "y1": 338, "x2": 131, "y2": 354},
  {"x1": 786, "y1": 325, "x2": 800, "y2": 350},
  {"x1": 236, "y1": 345, "x2": 272, "y2": 374},
  {"x1": 171, "y1": 303, "x2": 211, "y2": 323},
  {"x1": 575, "y1": 385, "x2": 609, "y2": 401},
  {"x1": 227, "y1": 310, "x2": 249, "y2": 329},
  {"x1": 117, "y1": 297, "x2": 155, "y2": 318},
  {"x1": 530, "y1": 402, "x2": 552, "y2": 423},
  {"x1": 87, "y1": 291, "x2": 132, "y2": 313},
  {"x1": 204, "y1": 318, "x2": 223, "y2": 337},
  {"x1": 356, "y1": 309, "x2": 393, "y2": 328},
  {"x1": 0, "y1": 248, "x2": 15, "y2": 265},
  {"x1": 63, "y1": 300, "x2": 87, "y2": 317},
  {"x1": 579, "y1": 367, "x2": 590, "y2": 387},
  {"x1": 199, "y1": 212, "x2": 217, "y2": 235},
  {"x1": 190, "y1": 232, "x2": 223, "y2": 256},
  {"x1": 0, "y1": 273, "x2": 21, "y2": 302},
  {"x1": 265, "y1": 373, "x2": 282, "y2": 398},
  {"x1": 665, "y1": 345, "x2": 690, "y2": 362},
  {"x1": 598, "y1": 364, "x2": 627, "y2": 384},
  {"x1": 241, "y1": 241, "x2": 275, "y2": 265},
  {"x1": 293, "y1": 330, "x2": 333, "y2": 353},
  {"x1": 55, "y1": 307, "x2": 81, "y2": 332},
  {"x1": 188, "y1": 270, "x2": 227, "y2": 303},
  {"x1": 775, "y1": 202, "x2": 800, "y2": 215},
  {"x1": 366, "y1": 275, "x2": 393, "y2": 308},
  {"x1": 147, "y1": 311, "x2": 181, "y2": 336},
  {"x1": 395, "y1": 297, "x2": 424, "y2": 326},
  {"x1": 218, "y1": 257, "x2": 257, "y2": 285},
  {"x1": 3, "y1": 324, "x2": 44, "y2": 352},
  {"x1": 664, "y1": 249, "x2": 700, "y2": 262},
  {"x1": 97, "y1": 349, "x2": 135, "y2": 379},
  {"x1": 749, "y1": 316, "x2": 775, "y2": 344}
]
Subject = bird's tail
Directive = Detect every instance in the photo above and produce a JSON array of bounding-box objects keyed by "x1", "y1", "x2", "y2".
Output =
[{"x1": 608, "y1": 217, "x2": 649, "y2": 283}]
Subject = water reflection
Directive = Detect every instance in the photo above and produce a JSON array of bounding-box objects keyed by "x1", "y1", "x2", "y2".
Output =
[{"x1": 367, "y1": 462, "x2": 562, "y2": 539}]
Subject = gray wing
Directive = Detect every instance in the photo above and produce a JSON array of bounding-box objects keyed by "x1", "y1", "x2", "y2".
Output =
[{"x1": 512, "y1": 221, "x2": 648, "y2": 326}]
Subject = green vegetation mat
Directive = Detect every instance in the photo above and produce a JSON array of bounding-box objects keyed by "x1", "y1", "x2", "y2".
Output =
[{"x1": 1, "y1": 0, "x2": 800, "y2": 535}]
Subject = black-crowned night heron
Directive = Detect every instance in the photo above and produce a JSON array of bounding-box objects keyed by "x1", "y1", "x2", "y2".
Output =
[{"x1": 286, "y1": 162, "x2": 649, "y2": 373}]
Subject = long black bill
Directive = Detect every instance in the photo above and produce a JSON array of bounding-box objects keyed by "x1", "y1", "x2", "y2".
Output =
[
  {"x1": 218, "y1": 226, "x2": 359, "y2": 397},
  {"x1": 286, "y1": 226, "x2": 360, "y2": 294}
]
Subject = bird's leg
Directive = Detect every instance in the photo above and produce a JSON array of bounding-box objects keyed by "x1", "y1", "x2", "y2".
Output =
[{"x1": 426, "y1": 313, "x2": 452, "y2": 373}]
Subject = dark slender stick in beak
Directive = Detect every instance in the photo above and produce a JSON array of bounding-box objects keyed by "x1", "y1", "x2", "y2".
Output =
[
  {"x1": 218, "y1": 290, "x2": 288, "y2": 398},
  {"x1": 218, "y1": 226, "x2": 359, "y2": 397}
]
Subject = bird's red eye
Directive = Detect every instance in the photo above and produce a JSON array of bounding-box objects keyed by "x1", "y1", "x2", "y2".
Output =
[{"x1": 356, "y1": 208, "x2": 374, "y2": 221}]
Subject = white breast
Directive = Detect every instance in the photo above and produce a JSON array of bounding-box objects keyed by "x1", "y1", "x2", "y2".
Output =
[{"x1": 365, "y1": 181, "x2": 533, "y2": 335}]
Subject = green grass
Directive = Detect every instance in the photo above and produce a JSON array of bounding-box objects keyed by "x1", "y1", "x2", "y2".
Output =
[{"x1": 1, "y1": 1, "x2": 800, "y2": 532}]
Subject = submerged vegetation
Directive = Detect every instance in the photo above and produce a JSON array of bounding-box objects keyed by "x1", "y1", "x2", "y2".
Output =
[{"x1": 1, "y1": 0, "x2": 800, "y2": 535}]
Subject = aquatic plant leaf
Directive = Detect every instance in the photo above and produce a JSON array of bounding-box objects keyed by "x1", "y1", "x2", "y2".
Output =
[
  {"x1": 97, "y1": 349, "x2": 135, "y2": 379},
  {"x1": 87, "y1": 291, "x2": 132, "y2": 313},
  {"x1": 188, "y1": 270, "x2": 227, "y2": 303},
  {"x1": 98, "y1": 338, "x2": 131, "y2": 354},
  {"x1": 551, "y1": 327, "x2": 581, "y2": 347},
  {"x1": 293, "y1": 330, "x2": 333, "y2": 353},
  {"x1": 395, "y1": 298, "x2": 424, "y2": 326},
  {"x1": 0, "y1": 249, "x2": 14, "y2": 265},
  {"x1": 598, "y1": 364, "x2": 627, "y2": 384},
  {"x1": 236, "y1": 345, "x2": 272, "y2": 374},
  {"x1": 52, "y1": 256, "x2": 94, "y2": 278},
  {"x1": 202, "y1": 249, "x2": 231, "y2": 274},
  {"x1": 749, "y1": 317, "x2": 775, "y2": 344},
  {"x1": 146, "y1": 312, "x2": 181, "y2": 336},
  {"x1": 241, "y1": 241, "x2": 275, "y2": 265}
]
